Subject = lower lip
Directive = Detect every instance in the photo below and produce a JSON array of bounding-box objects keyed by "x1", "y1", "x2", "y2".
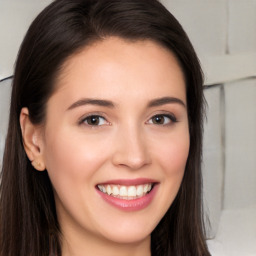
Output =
[{"x1": 96, "y1": 185, "x2": 158, "y2": 212}]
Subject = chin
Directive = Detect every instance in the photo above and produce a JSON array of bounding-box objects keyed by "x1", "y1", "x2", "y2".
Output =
[
  {"x1": 103, "y1": 230, "x2": 151, "y2": 245},
  {"x1": 96, "y1": 219, "x2": 155, "y2": 244}
]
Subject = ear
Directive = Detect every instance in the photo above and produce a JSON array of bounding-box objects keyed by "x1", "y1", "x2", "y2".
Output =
[{"x1": 20, "y1": 107, "x2": 46, "y2": 171}]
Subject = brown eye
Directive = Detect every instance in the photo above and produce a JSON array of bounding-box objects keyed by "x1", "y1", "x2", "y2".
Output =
[
  {"x1": 149, "y1": 114, "x2": 177, "y2": 125},
  {"x1": 152, "y1": 115, "x2": 165, "y2": 124},
  {"x1": 82, "y1": 115, "x2": 107, "y2": 126}
]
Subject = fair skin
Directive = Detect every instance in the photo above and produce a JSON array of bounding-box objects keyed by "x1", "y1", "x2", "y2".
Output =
[{"x1": 20, "y1": 37, "x2": 190, "y2": 256}]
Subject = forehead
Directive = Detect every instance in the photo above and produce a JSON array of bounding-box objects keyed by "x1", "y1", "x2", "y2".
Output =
[{"x1": 51, "y1": 37, "x2": 186, "y2": 107}]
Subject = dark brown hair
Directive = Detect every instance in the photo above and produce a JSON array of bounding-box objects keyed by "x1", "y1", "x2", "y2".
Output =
[{"x1": 0, "y1": 0, "x2": 210, "y2": 255}]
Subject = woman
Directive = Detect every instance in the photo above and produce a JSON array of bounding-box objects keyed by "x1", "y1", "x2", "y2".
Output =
[{"x1": 0, "y1": 0, "x2": 210, "y2": 255}]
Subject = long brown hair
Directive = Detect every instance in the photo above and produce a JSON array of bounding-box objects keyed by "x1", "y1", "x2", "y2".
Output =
[{"x1": 0, "y1": 0, "x2": 210, "y2": 255}]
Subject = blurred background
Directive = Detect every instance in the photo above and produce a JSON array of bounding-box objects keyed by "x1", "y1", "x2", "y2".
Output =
[{"x1": 0, "y1": 1, "x2": 255, "y2": 255}]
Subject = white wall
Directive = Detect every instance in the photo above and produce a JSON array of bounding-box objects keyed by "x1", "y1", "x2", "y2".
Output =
[
  {"x1": 0, "y1": 0, "x2": 53, "y2": 80},
  {"x1": 224, "y1": 79, "x2": 256, "y2": 210},
  {"x1": 0, "y1": 79, "x2": 12, "y2": 164},
  {"x1": 203, "y1": 85, "x2": 224, "y2": 237}
]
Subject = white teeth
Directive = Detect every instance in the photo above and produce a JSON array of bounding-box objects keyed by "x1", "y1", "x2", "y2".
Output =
[
  {"x1": 112, "y1": 186, "x2": 119, "y2": 196},
  {"x1": 127, "y1": 186, "x2": 136, "y2": 197},
  {"x1": 102, "y1": 186, "x2": 106, "y2": 193},
  {"x1": 143, "y1": 184, "x2": 149, "y2": 193},
  {"x1": 120, "y1": 186, "x2": 127, "y2": 196},
  {"x1": 97, "y1": 183, "x2": 154, "y2": 199},
  {"x1": 136, "y1": 185, "x2": 144, "y2": 196},
  {"x1": 106, "y1": 185, "x2": 112, "y2": 195}
]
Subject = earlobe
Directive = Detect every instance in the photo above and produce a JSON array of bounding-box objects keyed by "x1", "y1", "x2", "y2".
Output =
[
  {"x1": 20, "y1": 107, "x2": 46, "y2": 171},
  {"x1": 31, "y1": 160, "x2": 46, "y2": 171}
]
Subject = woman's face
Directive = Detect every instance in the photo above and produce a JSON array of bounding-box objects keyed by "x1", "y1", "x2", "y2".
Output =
[{"x1": 40, "y1": 37, "x2": 189, "y2": 246}]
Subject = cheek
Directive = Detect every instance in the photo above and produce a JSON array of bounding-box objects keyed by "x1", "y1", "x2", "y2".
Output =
[
  {"x1": 166, "y1": 141, "x2": 189, "y2": 172},
  {"x1": 154, "y1": 131, "x2": 190, "y2": 176},
  {"x1": 43, "y1": 129, "x2": 110, "y2": 190},
  {"x1": 147, "y1": 129, "x2": 189, "y2": 220},
  {"x1": 157, "y1": 133, "x2": 189, "y2": 203}
]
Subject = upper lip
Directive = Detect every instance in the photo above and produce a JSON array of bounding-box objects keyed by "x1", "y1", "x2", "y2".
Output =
[{"x1": 97, "y1": 178, "x2": 158, "y2": 186}]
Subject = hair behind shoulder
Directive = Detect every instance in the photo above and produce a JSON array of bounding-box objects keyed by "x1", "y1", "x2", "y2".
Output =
[{"x1": 0, "y1": 0, "x2": 210, "y2": 255}]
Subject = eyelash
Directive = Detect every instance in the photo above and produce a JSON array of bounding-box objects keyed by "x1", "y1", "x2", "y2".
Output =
[
  {"x1": 79, "y1": 113, "x2": 177, "y2": 127},
  {"x1": 79, "y1": 114, "x2": 109, "y2": 126},
  {"x1": 147, "y1": 114, "x2": 177, "y2": 125}
]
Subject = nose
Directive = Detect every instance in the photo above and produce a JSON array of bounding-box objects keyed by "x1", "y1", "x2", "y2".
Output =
[{"x1": 111, "y1": 125, "x2": 151, "y2": 170}]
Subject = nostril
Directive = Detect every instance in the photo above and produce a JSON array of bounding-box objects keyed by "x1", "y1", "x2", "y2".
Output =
[
  {"x1": 111, "y1": 131, "x2": 152, "y2": 169},
  {"x1": 112, "y1": 149, "x2": 151, "y2": 169}
]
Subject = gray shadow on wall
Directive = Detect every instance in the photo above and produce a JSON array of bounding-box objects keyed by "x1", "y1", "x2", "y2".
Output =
[{"x1": 0, "y1": 77, "x2": 12, "y2": 165}]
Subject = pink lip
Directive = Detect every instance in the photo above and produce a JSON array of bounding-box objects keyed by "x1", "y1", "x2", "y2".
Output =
[{"x1": 96, "y1": 181, "x2": 159, "y2": 212}]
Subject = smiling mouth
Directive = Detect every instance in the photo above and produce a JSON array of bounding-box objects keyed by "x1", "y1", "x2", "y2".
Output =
[{"x1": 96, "y1": 183, "x2": 154, "y2": 200}]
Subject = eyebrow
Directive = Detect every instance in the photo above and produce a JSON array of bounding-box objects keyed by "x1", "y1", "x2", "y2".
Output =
[
  {"x1": 147, "y1": 97, "x2": 186, "y2": 108},
  {"x1": 67, "y1": 98, "x2": 115, "y2": 111},
  {"x1": 67, "y1": 96, "x2": 186, "y2": 111}
]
